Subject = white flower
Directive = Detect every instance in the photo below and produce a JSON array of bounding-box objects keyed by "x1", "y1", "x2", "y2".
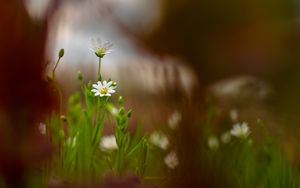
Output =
[
  {"x1": 164, "y1": 151, "x2": 179, "y2": 169},
  {"x1": 91, "y1": 80, "x2": 116, "y2": 97},
  {"x1": 38, "y1": 123, "x2": 46, "y2": 135},
  {"x1": 91, "y1": 38, "x2": 113, "y2": 58},
  {"x1": 168, "y1": 111, "x2": 182, "y2": 130},
  {"x1": 207, "y1": 136, "x2": 219, "y2": 150},
  {"x1": 100, "y1": 135, "x2": 118, "y2": 151},
  {"x1": 149, "y1": 131, "x2": 169, "y2": 150},
  {"x1": 221, "y1": 132, "x2": 231, "y2": 144},
  {"x1": 106, "y1": 104, "x2": 119, "y2": 116},
  {"x1": 230, "y1": 122, "x2": 250, "y2": 138}
]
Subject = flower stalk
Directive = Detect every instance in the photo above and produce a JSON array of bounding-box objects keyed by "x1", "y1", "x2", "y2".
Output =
[{"x1": 98, "y1": 57, "x2": 102, "y2": 81}]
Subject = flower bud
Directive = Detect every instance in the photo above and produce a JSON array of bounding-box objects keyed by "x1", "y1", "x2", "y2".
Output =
[
  {"x1": 87, "y1": 81, "x2": 92, "y2": 89},
  {"x1": 127, "y1": 110, "x2": 132, "y2": 118},
  {"x1": 58, "y1": 48, "x2": 64, "y2": 58},
  {"x1": 60, "y1": 115, "x2": 67, "y2": 123},
  {"x1": 118, "y1": 96, "x2": 123, "y2": 106},
  {"x1": 77, "y1": 71, "x2": 83, "y2": 81},
  {"x1": 119, "y1": 107, "x2": 125, "y2": 116}
]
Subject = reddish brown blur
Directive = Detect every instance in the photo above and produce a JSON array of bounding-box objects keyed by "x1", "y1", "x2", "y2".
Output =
[{"x1": 0, "y1": 0, "x2": 57, "y2": 186}]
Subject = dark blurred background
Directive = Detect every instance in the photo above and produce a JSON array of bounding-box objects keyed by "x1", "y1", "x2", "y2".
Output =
[{"x1": 2, "y1": 0, "x2": 300, "y2": 187}]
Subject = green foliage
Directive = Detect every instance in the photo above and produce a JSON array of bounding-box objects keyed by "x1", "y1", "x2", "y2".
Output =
[
  {"x1": 38, "y1": 48, "x2": 300, "y2": 187},
  {"x1": 44, "y1": 51, "x2": 150, "y2": 184},
  {"x1": 204, "y1": 122, "x2": 298, "y2": 188}
]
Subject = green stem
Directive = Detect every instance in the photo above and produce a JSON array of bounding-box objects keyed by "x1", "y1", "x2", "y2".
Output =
[
  {"x1": 53, "y1": 83, "x2": 63, "y2": 117},
  {"x1": 51, "y1": 56, "x2": 63, "y2": 116},
  {"x1": 92, "y1": 100, "x2": 106, "y2": 145},
  {"x1": 52, "y1": 57, "x2": 61, "y2": 80},
  {"x1": 97, "y1": 57, "x2": 102, "y2": 81}
]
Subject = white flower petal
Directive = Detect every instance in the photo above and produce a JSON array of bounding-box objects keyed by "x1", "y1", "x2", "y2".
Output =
[
  {"x1": 106, "y1": 81, "x2": 113, "y2": 87},
  {"x1": 164, "y1": 151, "x2": 179, "y2": 169},
  {"x1": 100, "y1": 135, "x2": 118, "y2": 151},
  {"x1": 230, "y1": 122, "x2": 250, "y2": 138}
]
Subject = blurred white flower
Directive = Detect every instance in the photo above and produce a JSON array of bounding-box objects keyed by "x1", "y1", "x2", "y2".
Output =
[
  {"x1": 164, "y1": 151, "x2": 179, "y2": 169},
  {"x1": 100, "y1": 135, "x2": 118, "y2": 151},
  {"x1": 149, "y1": 131, "x2": 169, "y2": 150},
  {"x1": 39, "y1": 122, "x2": 46, "y2": 135},
  {"x1": 230, "y1": 122, "x2": 250, "y2": 138},
  {"x1": 168, "y1": 111, "x2": 181, "y2": 130},
  {"x1": 207, "y1": 136, "x2": 219, "y2": 150},
  {"x1": 229, "y1": 109, "x2": 238, "y2": 122},
  {"x1": 106, "y1": 104, "x2": 119, "y2": 116},
  {"x1": 91, "y1": 80, "x2": 116, "y2": 97},
  {"x1": 221, "y1": 132, "x2": 231, "y2": 144},
  {"x1": 91, "y1": 38, "x2": 113, "y2": 58}
]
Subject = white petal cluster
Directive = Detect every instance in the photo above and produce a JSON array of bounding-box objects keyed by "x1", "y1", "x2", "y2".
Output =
[
  {"x1": 230, "y1": 122, "x2": 250, "y2": 138},
  {"x1": 100, "y1": 135, "x2": 118, "y2": 151},
  {"x1": 168, "y1": 111, "x2": 181, "y2": 130},
  {"x1": 149, "y1": 131, "x2": 169, "y2": 150},
  {"x1": 106, "y1": 104, "x2": 119, "y2": 116},
  {"x1": 164, "y1": 151, "x2": 179, "y2": 169},
  {"x1": 207, "y1": 136, "x2": 219, "y2": 150},
  {"x1": 91, "y1": 80, "x2": 116, "y2": 97},
  {"x1": 91, "y1": 38, "x2": 112, "y2": 58}
]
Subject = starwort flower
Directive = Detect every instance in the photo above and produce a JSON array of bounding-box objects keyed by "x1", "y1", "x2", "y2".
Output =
[
  {"x1": 91, "y1": 80, "x2": 116, "y2": 97},
  {"x1": 100, "y1": 135, "x2": 118, "y2": 151},
  {"x1": 164, "y1": 151, "x2": 179, "y2": 169},
  {"x1": 168, "y1": 111, "x2": 181, "y2": 130},
  {"x1": 207, "y1": 136, "x2": 219, "y2": 150},
  {"x1": 149, "y1": 131, "x2": 169, "y2": 150},
  {"x1": 230, "y1": 122, "x2": 251, "y2": 139},
  {"x1": 91, "y1": 38, "x2": 113, "y2": 58}
]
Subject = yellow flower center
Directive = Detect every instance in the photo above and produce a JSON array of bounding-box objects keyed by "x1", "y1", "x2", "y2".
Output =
[
  {"x1": 100, "y1": 87, "x2": 108, "y2": 94},
  {"x1": 95, "y1": 47, "x2": 107, "y2": 58}
]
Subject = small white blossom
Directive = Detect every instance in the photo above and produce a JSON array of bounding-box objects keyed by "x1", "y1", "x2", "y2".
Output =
[
  {"x1": 91, "y1": 38, "x2": 113, "y2": 58},
  {"x1": 207, "y1": 136, "x2": 219, "y2": 150},
  {"x1": 106, "y1": 104, "x2": 119, "y2": 116},
  {"x1": 221, "y1": 132, "x2": 231, "y2": 144},
  {"x1": 38, "y1": 123, "x2": 46, "y2": 135},
  {"x1": 91, "y1": 80, "x2": 116, "y2": 97},
  {"x1": 100, "y1": 135, "x2": 118, "y2": 151},
  {"x1": 229, "y1": 109, "x2": 239, "y2": 122},
  {"x1": 109, "y1": 107, "x2": 118, "y2": 116},
  {"x1": 168, "y1": 111, "x2": 182, "y2": 130},
  {"x1": 164, "y1": 151, "x2": 179, "y2": 169},
  {"x1": 230, "y1": 122, "x2": 250, "y2": 138},
  {"x1": 149, "y1": 131, "x2": 169, "y2": 150}
]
